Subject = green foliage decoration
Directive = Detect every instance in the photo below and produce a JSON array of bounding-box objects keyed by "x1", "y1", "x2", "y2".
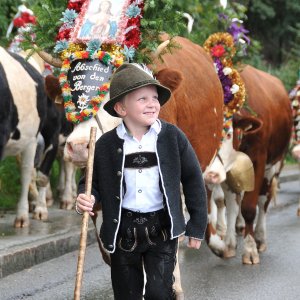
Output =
[
  {"x1": 21, "y1": 0, "x2": 67, "y2": 53},
  {"x1": 20, "y1": 0, "x2": 186, "y2": 65}
]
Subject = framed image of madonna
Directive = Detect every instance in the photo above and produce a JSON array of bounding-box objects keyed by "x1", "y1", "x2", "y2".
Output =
[{"x1": 71, "y1": 0, "x2": 127, "y2": 44}]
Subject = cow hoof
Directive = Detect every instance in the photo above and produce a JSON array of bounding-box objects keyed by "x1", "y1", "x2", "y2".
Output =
[
  {"x1": 60, "y1": 201, "x2": 74, "y2": 210},
  {"x1": 242, "y1": 253, "x2": 260, "y2": 265},
  {"x1": 223, "y1": 248, "x2": 236, "y2": 258},
  {"x1": 32, "y1": 210, "x2": 48, "y2": 220},
  {"x1": 258, "y1": 243, "x2": 267, "y2": 253},
  {"x1": 297, "y1": 208, "x2": 300, "y2": 217},
  {"x1": 14, "y1": 217, "x2": 30, "y2": 228},
  {"x1": 46, "y1": 198, "x2": 54, "y2": 207},
  {"x1": 235, "y1": 226, "x2": 245, "y2": 236},
  {"x1": 176, "y1": 291, "x2": 185, "y2": 300}
]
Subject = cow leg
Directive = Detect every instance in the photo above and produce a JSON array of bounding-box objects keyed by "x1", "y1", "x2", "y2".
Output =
[
  {"x1": 254, "y1": 194, "x2": 268, "y2": 252},
  {"x1": 255, "y1": 165, "x2": 277, "y2": 252},
  {"x1": 14, "y1": 140, "x2": 37, "y2": 227},
  {"x1": 206, "y1": 186, "x2": 226, "y2": 257},
  {"x1": 28, "y1": 167, "x2": 39, "y2": 212},
  {"x1": 241, "y1": 192, "x2": 260, "y2": 265},
  {"x1": 60, "y1": 160, "x2": 76, "y2": 210},
  {"x1": 46, "y1": 181, "x2": 54, "y2": 207},
  {"x1": 173, "y1": 243, "x2": 184, "y2": 300},
  {"x1": 32, "y1": 170, "x2": 48, "y2": 220},
  {"x1": 297, "y1": 165, "x2": 300, "y2": 216},
  {"x1": 222, "y1": 183, "x2": 239, "y2": 258},
  {"x1": 57, "y1": 156, "x2": 65, "y2": 199},
  {"x1": 235, "y1": 192, "x2": 245, "y2": 235},
  {"x1": 214, "y1": 184, "x2": 227, "y2": 238}
]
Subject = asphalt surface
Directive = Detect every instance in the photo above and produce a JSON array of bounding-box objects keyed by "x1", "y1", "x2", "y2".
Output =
[{"x1": 0, "y1": 164, "x2": 299, "y2": 279}]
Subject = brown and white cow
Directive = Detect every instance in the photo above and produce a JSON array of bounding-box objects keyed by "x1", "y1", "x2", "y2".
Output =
[{"x1": 205, "y1": 65, "x2": 293, "y2": 264}]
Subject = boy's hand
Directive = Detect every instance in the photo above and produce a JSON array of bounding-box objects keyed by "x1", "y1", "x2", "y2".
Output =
[
  {"x1": 187, "y1": 238, "x2": 202, "y2": 249},
  {"x1": 76, "y1": 193, "x2": 95, "y2": 216}
]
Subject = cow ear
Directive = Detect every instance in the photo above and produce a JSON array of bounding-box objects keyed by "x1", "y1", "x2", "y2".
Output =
[
  {"x1": 233, "y1": 114, "x2": 263, "y2": 135},
  {"x1": 45, "y1": 75, "x2": 64, "y2": 109},
  {"x1": 155, "y1": 68, "x2": 183, "y2": 92}
]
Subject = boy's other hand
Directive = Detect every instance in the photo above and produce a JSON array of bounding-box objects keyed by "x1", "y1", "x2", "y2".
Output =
[
  {"x1": 76, "y1": 193, "x2": 95, "y2": 216},
  {"x1": 187, "y1": 238, "x2": 202, "y2": 249}
]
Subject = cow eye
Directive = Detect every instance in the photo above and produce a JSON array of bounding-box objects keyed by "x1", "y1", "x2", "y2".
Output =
[{"x1": 226, "y1": 133, "x2": 232, "y2": 139}]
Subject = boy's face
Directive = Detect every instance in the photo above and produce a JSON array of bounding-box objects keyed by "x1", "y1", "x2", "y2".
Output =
[{"x1": 114, "y1": 85, "x2": 160, "y2": 128}]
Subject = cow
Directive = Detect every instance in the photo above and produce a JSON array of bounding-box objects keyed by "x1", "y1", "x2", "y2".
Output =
[
  {"x1": 204, "y1": 65, "x2": 293, "y2": 264},
  {"x1": 0, "y1": 46, "x2": 47, "y2": 227},
  {"x1": 289, "y1": 80, "x2": 300, "y2": 216}
]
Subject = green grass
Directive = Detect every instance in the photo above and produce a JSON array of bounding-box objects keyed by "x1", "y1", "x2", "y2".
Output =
[
  {"x1": 0, "y1": 156, "x2": 83, "y2": 210},
  {"x1": 0, "y1": 157, "x2": 20, "y2": 210}
]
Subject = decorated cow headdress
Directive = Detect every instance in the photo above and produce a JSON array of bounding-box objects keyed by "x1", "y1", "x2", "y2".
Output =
[{"x1": 24, "y1": 0, "x2": 184, "y2": 125}]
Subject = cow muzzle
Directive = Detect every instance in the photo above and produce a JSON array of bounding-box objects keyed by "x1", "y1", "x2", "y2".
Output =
[{"x1": 64, "y1": 141, "x2": 89, "y2": 167}]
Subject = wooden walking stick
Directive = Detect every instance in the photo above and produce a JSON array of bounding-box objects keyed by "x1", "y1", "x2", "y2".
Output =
[{"x1": 74, "y1": 126, "x2": 97, "y2": 300}]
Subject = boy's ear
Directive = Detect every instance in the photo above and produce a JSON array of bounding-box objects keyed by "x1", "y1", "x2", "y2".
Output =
[{"x1": 114, "y1": 101, "x2": 126, "y2": 117}]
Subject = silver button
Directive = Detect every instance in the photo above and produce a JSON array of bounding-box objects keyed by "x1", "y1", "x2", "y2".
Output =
[
  {"x1": 117, "y1": 171, "x2": 122, "y2": 176},
  {"x1": 138, "y1": 189, "x2": 142, "y2": 193},
  {"x1": 117, "y1": 148, "x2": 122, "y2": 154},
  {"x1": 108, "y1": 245, "x2": 113, "y2": 249},
  {"x1": 138, "y1": 145, "x2": 142, "y2": 149},
  {"x1": 138, "y1": 169, "x2": 142, "y2": 173},
  {"x1": 116, "y1": 196, "x2": 120, "y2": 200},
  {"x1": 113, "y1": 219, "x2": 118, "y2": 224}
]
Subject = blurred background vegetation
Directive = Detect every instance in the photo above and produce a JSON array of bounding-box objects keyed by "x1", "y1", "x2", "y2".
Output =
[{"x1": 0, "y1": 0, "x2": 299, "y2": 209}]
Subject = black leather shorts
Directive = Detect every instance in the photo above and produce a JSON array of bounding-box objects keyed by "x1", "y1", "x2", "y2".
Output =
[{"x1": 117, "y1": 208, "x2": 171, "y2": 252}]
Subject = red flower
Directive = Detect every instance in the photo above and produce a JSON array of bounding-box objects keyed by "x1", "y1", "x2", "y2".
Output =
[
  {"x1": 21, "y1": 12, "x2": 36, "y2": 24},
  {"x1": 211, "y1": 44, "x2": 226, "y2": 58},
  {"x1": 13, "y1": 17, "x2": 25, "y2": 28},
  {"x1": 124, "y1": 28, "x2": 141, "y2": 48},
  {"x1": 67, "y1": 0, "x2": 85, "y2": 12},
  {"x1": 81, "y1": 52, "x2": 89, "y2": 59},
  {"x1": 56, "y1": 28, "x2": 71, "y2": 41},
  {"x1": 127, "y1": 17, "x2": 141, "y2": 27}
]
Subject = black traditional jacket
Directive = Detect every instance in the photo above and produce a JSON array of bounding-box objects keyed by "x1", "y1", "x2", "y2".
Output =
[{"x1": 78, "y1": 120, "x2": 207, "y2": 253}]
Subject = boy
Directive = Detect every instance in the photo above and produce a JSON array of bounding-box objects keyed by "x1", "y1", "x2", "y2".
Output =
[{"x1": 76, "y1": 63, "x2": 207, "y2": 300}]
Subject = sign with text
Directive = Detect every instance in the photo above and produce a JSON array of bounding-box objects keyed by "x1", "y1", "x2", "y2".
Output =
[{"x1": 67, "y1": 59, "x2": 112, "y2": 112}]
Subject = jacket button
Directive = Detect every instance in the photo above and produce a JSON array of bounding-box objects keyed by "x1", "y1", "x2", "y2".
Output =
[
  {"x1": 116, "y1": 196, "x2": 120, "y2": 200},
  {"x1": 117, "y1": 171, "x2": 122, "y2": 176},
  {"x1": 117, "y1": 148, "x2": 122, "y2": 154},
  {"x1": 113, "y1": 219, "x2": 118, "y2": 224},
  {"x1": 108, "y1": 245, "x2": 113, "y2": 249}
]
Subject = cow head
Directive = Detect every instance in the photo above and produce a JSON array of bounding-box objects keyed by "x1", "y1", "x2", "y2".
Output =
[
  {"x1": 44, "y1": 68, "x2": 183, "y2": 167},
  {"x1": 203, "y1": 113, "x2": 262, "y2": 186}
]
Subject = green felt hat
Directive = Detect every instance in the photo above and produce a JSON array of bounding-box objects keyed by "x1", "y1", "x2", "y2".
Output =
[{"x1": 104, "y1": 63, "x2": 171, "y2": 117}]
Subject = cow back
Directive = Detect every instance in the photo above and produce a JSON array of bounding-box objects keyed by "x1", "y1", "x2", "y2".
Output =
[
  {"x1": 0, "y1": 47, "x2": 47, "y2": 158},
  {"x1": 156, "y1": 36, "x2": 224, "y2": 170},
  {"x1": 239, "y1": 65, "x2": 292, "y2": 164}
]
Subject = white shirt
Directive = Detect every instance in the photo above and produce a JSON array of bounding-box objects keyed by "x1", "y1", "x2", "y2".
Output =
[{"x1": 116, "y1": 120, "x2": 164, "y2": 212}]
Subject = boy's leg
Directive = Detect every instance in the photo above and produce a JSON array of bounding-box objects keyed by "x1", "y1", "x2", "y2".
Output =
[
  {"x1": 111, "y1": 248, "x2": 144, "y2": 300},
  {"x1": 143, "y1": 238, "x2": 178, "y2": 300}
]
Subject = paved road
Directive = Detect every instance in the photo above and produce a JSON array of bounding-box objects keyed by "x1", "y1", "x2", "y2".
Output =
[{"x1": 0, "y1": 180, "x2": 300, "y2": 300}]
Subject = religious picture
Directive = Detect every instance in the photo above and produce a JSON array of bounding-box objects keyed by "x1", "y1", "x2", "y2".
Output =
[{"x1": 71, "y1": 0, "x2": 126, "y2": 44}]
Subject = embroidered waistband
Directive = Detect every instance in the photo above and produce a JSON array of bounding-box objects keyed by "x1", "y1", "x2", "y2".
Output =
[{"x1": 124, "y1": 151, "x2": 157, "y2": 169}]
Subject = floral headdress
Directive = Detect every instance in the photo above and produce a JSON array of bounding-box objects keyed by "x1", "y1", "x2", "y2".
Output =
[
  {"x1": 53, "y1": 0, "x2": 145, "y2": 123},
  {"x1": 203, "y1": 32, "x2": 246, "y2": 140}
]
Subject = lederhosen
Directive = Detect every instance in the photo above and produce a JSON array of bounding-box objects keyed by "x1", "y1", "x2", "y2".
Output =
[{"x1": 110, "y1": 151, "x2": 177, "y2": 300}]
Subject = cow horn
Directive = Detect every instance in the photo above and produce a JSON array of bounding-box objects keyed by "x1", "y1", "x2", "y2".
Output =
[
  {"x1": 34, "y1": 45, "x2": 63, "y2": 68},
  {"x1": 153, "y1": 40, "x2": 170, "y2": 58}
]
